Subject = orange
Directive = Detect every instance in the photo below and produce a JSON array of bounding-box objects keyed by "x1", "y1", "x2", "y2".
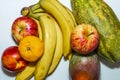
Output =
[{"x1": 18, "y1": 36, "x2": 44, "y2": 62}]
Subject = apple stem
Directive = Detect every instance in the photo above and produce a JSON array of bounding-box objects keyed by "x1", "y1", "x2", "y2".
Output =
[{"x1": 87, "y1": 32, "x2": 94, "y2": 37}]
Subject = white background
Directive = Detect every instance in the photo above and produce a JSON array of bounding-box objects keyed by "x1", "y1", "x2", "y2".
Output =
[{"x1": 0, "y1": 0, "x2": 120, "y2": 80}]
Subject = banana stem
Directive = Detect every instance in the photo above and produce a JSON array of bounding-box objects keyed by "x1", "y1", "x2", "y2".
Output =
[
  {"x1": 29, "y1": 2, "x2": 40, "y2": 11},
  {"x1": 28, "y1": 2, "x2": 44, "y2": 14},
  {"x1": 21, "y1": 1, "x2": 44, "y2": 17},
  {"x1": 21, "y1": 7, "x2": 45, "y2": 20},
  {"x1": 32, "y1": 8, "x2": 44, "y2": 14},
  {"x1": 21, "y1": 7, "x2": 30, "y2": 16}
]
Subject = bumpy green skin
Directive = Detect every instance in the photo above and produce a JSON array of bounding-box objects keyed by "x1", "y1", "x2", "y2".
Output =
[{"x1": 71, "y1": 0, "x2": 120, "y2": 63}]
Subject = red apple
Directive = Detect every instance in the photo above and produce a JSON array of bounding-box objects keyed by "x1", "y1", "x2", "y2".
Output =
[
  {"x1": 70, "y1": 24, "x2": 99, "y2": 55},
  {"x1": 1, "y1": 46, "x2": 28, "y2": 72},
  {"x1": 11, "y1": 16, "x2": 39, "y2": 43}
]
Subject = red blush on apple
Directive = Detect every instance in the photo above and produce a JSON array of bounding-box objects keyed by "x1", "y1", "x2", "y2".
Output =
[
  {"x1": 70, "y1": 24, "x2": 99, "y2": 55},
  {"x1": 11, "y1": 16, "x2": 39, "y2": 43},
  {"x1": 1, "y1": 46, "x2": 28, "y2": 72}
]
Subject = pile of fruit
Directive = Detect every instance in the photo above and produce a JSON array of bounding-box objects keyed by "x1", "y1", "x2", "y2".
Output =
[
  {"x1": 1, "y1": 0, "x2": 120, "y2": 80},
  {"x1": 1, "y1": 0, "x2": 76, "y2": 80}
]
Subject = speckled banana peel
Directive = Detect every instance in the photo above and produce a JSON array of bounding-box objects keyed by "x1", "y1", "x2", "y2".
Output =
[
  {"x1": 47, "y1": 17, "x2": 63, "y2": 75},
  {"x1": 39, "y1": 0, "x2": 74, "y2": 58},
  {"x1": 34, "y1": 13, "x2": 57, "y2": 80}
]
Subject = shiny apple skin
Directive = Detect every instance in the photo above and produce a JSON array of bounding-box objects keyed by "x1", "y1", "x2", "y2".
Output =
[
  {"x1": 1, "y1": 46, "x2": 28, "y2": 72},
  {"x1": 11, "y1": 16, "x2": 39, "y2": 43},
  {"x1": 70, "y1": 24, "x2": 99, "y2": 55}
]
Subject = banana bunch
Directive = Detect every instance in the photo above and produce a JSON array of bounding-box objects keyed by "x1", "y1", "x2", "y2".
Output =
[{"x1": 15, "y1": 0, "x2": 76, "y2": 80}]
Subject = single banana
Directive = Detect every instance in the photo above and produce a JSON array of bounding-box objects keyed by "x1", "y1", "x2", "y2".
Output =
[
  {"x1": 37, "y1": 19, "x2": 42, "y2": 40},
  {"x1": 32, "y1": 17, "x2": 43, "y2": 40},
  {"x1": 15, "y1": 62, "x2": 36, "y2": 80},
  {"x1": 47, "y1": 17, "x2": 63, "y2": 75},
  {"x1": 63, "y1": 5, "x2": 77, "y2": 60},
  {"x1": 39, "y1": 0, "x2": 74, "y2": 58},
  {"x1": 57, "y1": 1, "x2": 75, "y2": 30},
  {"x1": 63, "y1": 5, "x2": 77, "y2": 28},
  {"x1": 34, "y1": 13, "x2": 57, "y2": 80}
]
